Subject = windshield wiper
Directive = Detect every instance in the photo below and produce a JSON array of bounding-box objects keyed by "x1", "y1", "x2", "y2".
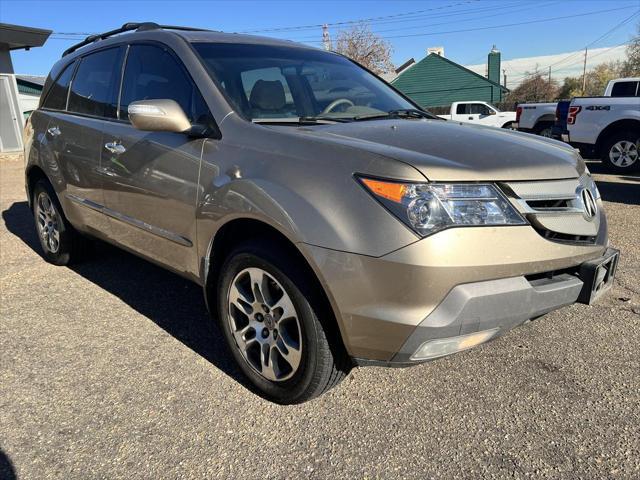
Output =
[
  {"x1": 353, "y1": 109, "x2": 434, "y2": 121},
  {"x1": 298, "y1": 116, "x2": 351, "y2": 124},
  {"x1": 252, "y1": 116, "x2": 350, "y2": 125}
]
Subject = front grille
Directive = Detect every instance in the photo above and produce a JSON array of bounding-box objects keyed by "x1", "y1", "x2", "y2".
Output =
[
  {"x1": 500, "y1": 173, "x2": 600, "y2": 245},
  {"x1": 525, "y1": 198, "x2": 573, "y2": 210},
  {"x1": 534, "y1": 227, "x2": 596, "y2": 245}
]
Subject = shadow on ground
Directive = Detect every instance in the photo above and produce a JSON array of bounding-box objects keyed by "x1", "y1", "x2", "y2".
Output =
[
  {"x1": 595, "y1": 181, "x2": 640, "y2": 206},
  {"x1": 0, "y1": 450, "x2": 16, "y2": 480},
  {"x1": 2, "y1": 201, "x2": 247, "y2": 390}
]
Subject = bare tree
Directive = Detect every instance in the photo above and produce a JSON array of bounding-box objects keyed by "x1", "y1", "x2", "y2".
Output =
[
  {"x1": 505, "y1": 72, "x2": 559, "y2": 104},
  {"x1": 334, "y1": 23, "x2": 394, "y2": 75},
  {"x1": 621, "y1": 21, "x2": 640, "y2": 76}
]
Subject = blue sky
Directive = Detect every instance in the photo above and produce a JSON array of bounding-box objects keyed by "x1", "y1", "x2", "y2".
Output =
[{"x1": 2, "y1": 0, "x2": 639, "y2": 75}]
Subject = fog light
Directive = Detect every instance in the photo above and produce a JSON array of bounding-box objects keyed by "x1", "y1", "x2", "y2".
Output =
[{"x1": 410, "y1": 328, "x2": 499, "y2": 361}]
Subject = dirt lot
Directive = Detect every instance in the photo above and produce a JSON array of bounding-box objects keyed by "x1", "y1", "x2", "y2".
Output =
[{"x1": 1, "y1": 152, "x2": 639, "y2": 479}]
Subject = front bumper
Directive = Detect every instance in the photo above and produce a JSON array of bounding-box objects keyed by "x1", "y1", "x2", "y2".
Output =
[
  {"x1": 304, "y1": 223, "x2": 609, "y2": 364},
  {"x1": 392, "y1": 271, "x2": 581, "y2": 363}
]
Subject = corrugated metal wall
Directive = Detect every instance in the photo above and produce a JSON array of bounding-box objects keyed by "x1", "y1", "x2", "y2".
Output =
[{"x1": 391, "y1": 54, "x2": 504, "y2": 108}]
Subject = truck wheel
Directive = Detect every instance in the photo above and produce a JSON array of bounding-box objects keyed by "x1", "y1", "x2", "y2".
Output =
[
  {"x1": 534, "y1": 121, "x2": 553, "y2": 138},
  {"x1": 501, "y1": 122, "x2": 515, "y2": 130},
  {"x1": 601, "y1": 130, "x2": 640, "y2": 173},
  {"x1": 216, "y1": 240, "x2": 351, "y2": 404},
  {"x1": 32, "y1": 179, "x2": 88, "y2": 265}
]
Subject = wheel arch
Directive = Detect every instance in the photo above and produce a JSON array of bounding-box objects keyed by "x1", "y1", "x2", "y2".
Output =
[
  {"x1": 595, "y1": 119, "x2": 640, "y2": 156},
  {"x1": 25, "y1": 165, "x2": 49, "y2": 210},
  {"x1": 202, "y1": 217, "x2": 350, "y2": 358},
  {"x1": 533, "y1": 115, "x2": 555, "y2": 131}
]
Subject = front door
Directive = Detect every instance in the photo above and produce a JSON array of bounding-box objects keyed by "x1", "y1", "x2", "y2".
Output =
[{"x1": 101, "y1": 43, "x2": 213, "y2": 275}]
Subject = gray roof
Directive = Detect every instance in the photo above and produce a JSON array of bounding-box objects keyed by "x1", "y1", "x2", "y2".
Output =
[
  {"x1": 16, "y1": 75, "x2": 46, "y2": 86},
  {"x1": 0, "y1": 23, "x2": 51, "y2": 50}
]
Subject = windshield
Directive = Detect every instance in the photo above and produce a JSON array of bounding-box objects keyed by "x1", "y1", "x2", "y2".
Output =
[{"x1": 192, "y1": 43, "x2": 417, "y2": 122}]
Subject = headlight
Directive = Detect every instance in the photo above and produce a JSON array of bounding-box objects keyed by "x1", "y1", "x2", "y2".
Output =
[{"x1": 358, "y1": 177, "x2": 526, "y2": 236}]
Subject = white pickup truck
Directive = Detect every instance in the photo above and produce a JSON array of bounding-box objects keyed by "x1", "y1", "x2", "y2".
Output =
[
  {"x1": 438, "y1": 101, "x2": 516, "y2": 129},
  {"x1": 565, "y1": 95, "x2": 640, "y2": 172},
  {"x1": 514, "y1": 102, "x2": 557, "y2": 137},
  {"x1": 515, "y1": 78, "x2": 640, "y2": 138}
]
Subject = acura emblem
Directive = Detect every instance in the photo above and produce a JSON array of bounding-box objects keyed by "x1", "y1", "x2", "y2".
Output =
[{"x1": 580, "y1": 187, "x2": 598, "y2": 220}]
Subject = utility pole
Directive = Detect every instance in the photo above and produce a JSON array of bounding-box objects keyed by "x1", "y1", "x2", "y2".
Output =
[
  {"x1": 581, "y1": 48, "x2": 588, "y2": 95},
  {"x1": 322, "y1": 24, "x2": 332, "y2": 51},
  {"x1": 503, "y1": 68, "x2": 507, "y2": 88},
  {"x1": 548, "y1": 65, "x2": 551, "y2": 85}
]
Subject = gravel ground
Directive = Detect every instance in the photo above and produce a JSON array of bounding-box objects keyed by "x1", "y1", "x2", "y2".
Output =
[{"x1": 1, "y1": 152, "x2": 639, "y2": 479}]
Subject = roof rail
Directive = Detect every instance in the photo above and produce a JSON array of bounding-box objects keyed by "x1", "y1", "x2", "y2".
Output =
[{"x1": 62, "y1": 22, "x2": 211, "y2": 57}]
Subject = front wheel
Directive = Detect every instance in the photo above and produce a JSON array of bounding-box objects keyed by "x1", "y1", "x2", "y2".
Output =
[
  {"x1": 216, "y1": 241, "x2": 350, "y2": 404},
  {"x1": 601, "y1": 130, "x2": 640, "y2": 173}
]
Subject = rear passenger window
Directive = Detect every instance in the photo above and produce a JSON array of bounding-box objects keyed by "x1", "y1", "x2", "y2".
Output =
[
  {"x1": 456, "y1": 104, "x2": 467, "y2": 115},
  {"x1": 42, "y1": 61, "x2": 75, "y2": 110},
  {"x1": 610, "y1": 81, "x2": 638, "y2": 97},
  {"x1": 119, "y1": 44, "x2": 210, "y2": 123},
  {"x1": 68, "y1": 47, "x2": 124, "y2": 118}
]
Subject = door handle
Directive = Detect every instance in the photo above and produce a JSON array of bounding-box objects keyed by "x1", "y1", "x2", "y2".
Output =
[
  {"x1": 104, "y1": 142, "x2": 126, "y2": 155},
  {"x1": 468, "y1": 116, "x2": 474, "y2": 120},
  {"x1": 46, "y1": 126, "x2": 61, "y2": 137}
]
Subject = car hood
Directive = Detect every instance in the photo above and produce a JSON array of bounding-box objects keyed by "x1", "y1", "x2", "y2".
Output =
[{"x1": 296, "y1": 119, "x2": 582, "y2": 181}]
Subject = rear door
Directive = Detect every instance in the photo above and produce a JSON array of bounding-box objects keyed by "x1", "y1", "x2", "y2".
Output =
[
  {"x1": 43, "y1": 47, "x2": 124, "y2": 234},
  {"x1": 100, "y1": 43, "x2": 212, "y2": 275}
]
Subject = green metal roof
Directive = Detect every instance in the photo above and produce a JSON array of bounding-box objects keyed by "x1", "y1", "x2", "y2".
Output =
[
  {"x1": 392, "y1": 53, "x2": 509, "y2": 108},
  {"x1": 16, "y1": 78, "x2": 42, "y2": 96}
]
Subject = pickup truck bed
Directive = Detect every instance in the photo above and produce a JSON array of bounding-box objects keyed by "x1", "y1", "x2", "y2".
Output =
[{"x1": 566, "y1": 96, "x2": 640, "y2": 172}]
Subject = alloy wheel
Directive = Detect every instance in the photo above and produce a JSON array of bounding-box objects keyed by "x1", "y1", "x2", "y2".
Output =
[
  {"x1": 609, "y1": 140, "x2": 638, "y2": 168},
  {"x1": 227, "y1": 267, "x2": 302, "y2": 381},
  {"x1": 35, "y1": 191, "x2": 61, "y2": 254},
  {"x1": 539, "y1": 127, "x2": 553, "y2": 138}
]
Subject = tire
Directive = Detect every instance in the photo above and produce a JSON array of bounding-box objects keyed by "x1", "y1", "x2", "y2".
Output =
[
  {"x1": 32, "y1": 179, "x2": 87, "y2": 265},
  {"x1": 501, "y1": 121, "x2": 515, "y2": 130},
  {"x1": 534, "y1": 121, "x2": 553, "y2": 138},
  {"x1": 216, "y1": 240, "x2": 351, "y2": 404},
  {"x1": 600, "y1": 130, "x2": 640, "y2": 174}
]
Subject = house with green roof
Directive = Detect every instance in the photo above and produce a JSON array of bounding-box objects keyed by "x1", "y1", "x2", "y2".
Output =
[{"x1": 391, "y1": 47, "x2": 509, "y2": 108}]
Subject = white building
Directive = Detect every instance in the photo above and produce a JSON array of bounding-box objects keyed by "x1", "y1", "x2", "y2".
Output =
[
  {"x1": 464, "y1": 45, "x2": 628, "y2": 90},
  {"x1": 0, "y1": 23, "x2": 51, "y2": 152}
]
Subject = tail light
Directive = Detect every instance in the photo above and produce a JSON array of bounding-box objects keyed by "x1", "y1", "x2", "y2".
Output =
[
  {"x1": 567, "y1": 106, "x2": 581, "y2": 125},
  {"x1": 515, "y1": 106, "x2": 522, "y2": 123}
]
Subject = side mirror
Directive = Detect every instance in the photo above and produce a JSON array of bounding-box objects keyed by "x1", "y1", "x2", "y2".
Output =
[
  {"x1": 128, "y1": 99, "x2": 192, "y2": 133},
  {"x1": 488, "y1": 110, "x2": 497, "y2": 115}
]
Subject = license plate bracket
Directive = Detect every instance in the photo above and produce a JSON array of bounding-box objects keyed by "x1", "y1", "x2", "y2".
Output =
[{"x1": 577, "y1": 248, "x2": 619, "y2": 305}]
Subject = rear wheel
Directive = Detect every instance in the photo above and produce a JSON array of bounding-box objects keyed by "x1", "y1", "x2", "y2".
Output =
[
  {"x1": 601, "y1": 130, "x2": 640, "y2": 173},
  {"x1": 216, "y1": 240, "x2": 350, "y2": 404},
  {"x1": 32, "y1": 179, "x2": 87, "y2": 265},
  {"x1": 534, "y1": 121, "x2": 553, "y2": 138}
]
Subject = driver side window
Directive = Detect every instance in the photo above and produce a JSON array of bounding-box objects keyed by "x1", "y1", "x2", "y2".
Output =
[
  {"x1": 468, "y1": 103, "x2": 491, "y2": 116},
  {"x1": 119, "y1": 44, "x2": 211, "y2": 124}
]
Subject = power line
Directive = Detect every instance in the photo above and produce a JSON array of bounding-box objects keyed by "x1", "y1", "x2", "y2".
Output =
[
  {"x1": 291, "y1": 1, "x2": 553, "y2": 41},
  {"x1": 506, "y1": 41, "x2": 631, "y2": 83},
  {"x1": 291, "y1": 5, "x2": 635, "y2": 43},
  {"x1": 505, "y1": 9, "x2": 640, "y2": 77},
  {"x1": 238, "y1": 0, "x2": 479, "y2": 33}
]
